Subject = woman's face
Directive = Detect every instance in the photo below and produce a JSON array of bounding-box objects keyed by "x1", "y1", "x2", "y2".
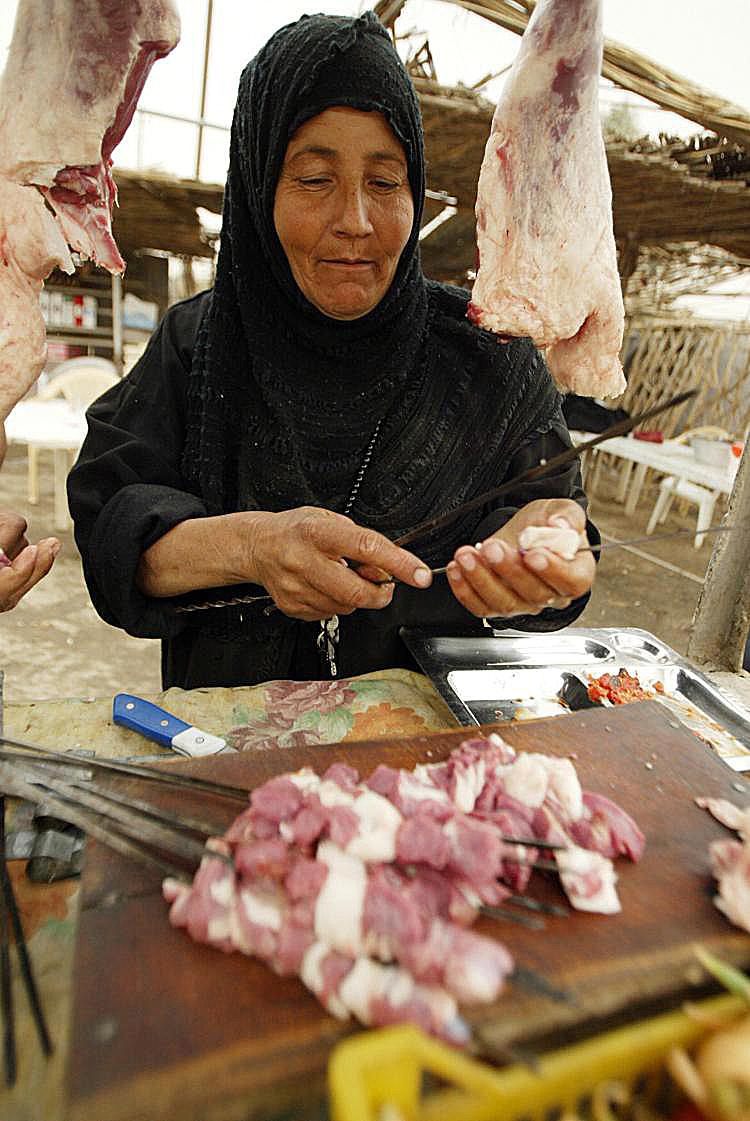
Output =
[{"x1": 273, "y1": 107, "x2": 414, "y2": 320}]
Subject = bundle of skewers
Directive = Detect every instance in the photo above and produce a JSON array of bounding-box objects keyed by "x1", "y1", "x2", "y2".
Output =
[
  {"x1": 0, "y1": 728, "x2": 645, "y2": 1050},
  {"x1": 0, "y1": 793, "x2": 53, "y2": 1086}
]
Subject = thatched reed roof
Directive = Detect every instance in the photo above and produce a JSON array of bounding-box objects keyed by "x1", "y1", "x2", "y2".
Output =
[{"x1": 112, "y1": 169, "x2": 222, "y2": 260}]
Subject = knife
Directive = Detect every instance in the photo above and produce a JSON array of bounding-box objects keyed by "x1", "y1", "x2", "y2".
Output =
[{"x1": 112, "y1": 694, "x2": 234, "y2": 758}]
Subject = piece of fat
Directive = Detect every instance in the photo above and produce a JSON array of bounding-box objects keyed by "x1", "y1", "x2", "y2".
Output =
[{"x1": 518, "y1": 525, "x2": 581, "y2": 560}]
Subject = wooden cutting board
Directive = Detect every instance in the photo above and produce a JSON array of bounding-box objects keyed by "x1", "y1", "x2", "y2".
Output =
[{"x1": 67, "y1": 702, "x2": 750, "y2": 1121}]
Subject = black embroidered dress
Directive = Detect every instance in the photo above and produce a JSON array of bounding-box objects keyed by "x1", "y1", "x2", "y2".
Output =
[{"x1": 67, "y1": 13, "x2": 598, "y2": 690}]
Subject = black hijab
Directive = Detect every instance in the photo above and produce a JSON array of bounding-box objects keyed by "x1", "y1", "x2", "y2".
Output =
[
  {"x1": 182, "y1": 10, "x2": 560, "y2": 565},
  {"x1": 183, "y1": 11, "x2": 430, "y2": 516}
]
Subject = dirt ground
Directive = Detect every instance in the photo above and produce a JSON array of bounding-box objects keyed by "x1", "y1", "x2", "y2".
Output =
[{"x1": 0, "y1": 441, "x2": 711, "y2": 705}]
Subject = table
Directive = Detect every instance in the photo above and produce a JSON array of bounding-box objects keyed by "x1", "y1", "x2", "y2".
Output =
[
  {"x1": 4, "y1": 400, "x2": 88, "y2": 530},
  {"x1": 573, "y1": 432, "x2": 739, "y2": 517},
  {"x1": 3, "y1": 662, "x2": 750, "y2": 1121}
]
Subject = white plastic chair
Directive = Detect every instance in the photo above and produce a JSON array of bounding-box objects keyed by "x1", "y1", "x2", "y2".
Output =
[
  {"x1": 645, "y1": 425, "x2": 730, "y2": 548},
  {"x1": 27, "y1": 359, "x2": 119, "y2": 511},
  {"x1": 646, "y1": 476, "x2": 720, "y2": 548}
]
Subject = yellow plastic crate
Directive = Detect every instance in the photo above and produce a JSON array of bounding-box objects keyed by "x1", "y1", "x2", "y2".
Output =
[{"x1": 328, "y1": 994, "x2": 744, "y2": 1121}]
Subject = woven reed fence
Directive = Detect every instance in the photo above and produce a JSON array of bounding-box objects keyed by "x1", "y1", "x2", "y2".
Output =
[{"x1": 618, "y1": 317, "x2": 750, "y2": 439}]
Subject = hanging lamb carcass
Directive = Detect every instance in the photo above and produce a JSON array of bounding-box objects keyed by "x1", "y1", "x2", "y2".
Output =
[
  {"x1": 469, "y1": 0, "x2": 626, "y2": 399},
  {"x1": 0, "y1": 0, "x2": 181, "y2": 458}
]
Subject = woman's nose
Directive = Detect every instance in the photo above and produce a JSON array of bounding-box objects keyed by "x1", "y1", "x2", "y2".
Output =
[{"x1": 333, "y1": 185, "x2": 374, "y2": 238}]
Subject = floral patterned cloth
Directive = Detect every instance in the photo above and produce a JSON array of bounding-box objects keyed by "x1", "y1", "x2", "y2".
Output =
[
  {"x1": 5, "y1": 668, "x2": 456, "y2": 760},
  {"x1": 225, "y1": 672, "x2": 455, "y2": 752}
]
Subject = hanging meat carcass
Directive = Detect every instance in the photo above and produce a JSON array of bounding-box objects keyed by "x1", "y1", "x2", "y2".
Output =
[
  {"x1": 0, "y1": 0, "x2": 180, "y2": 458},
  {"x1": 468, "y1": 0, "x2": 626, "y2": 399}
]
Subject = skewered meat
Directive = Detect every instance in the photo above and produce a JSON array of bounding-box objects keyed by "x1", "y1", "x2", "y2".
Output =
[
  {"x1": 244, "y1": 758, "x2": 518, "y2": 899},
  {"x1": 163, "y1": 842, "x2": 471, "y2": 1044},
  {"x1": 696, "y1": 797, "x2": 750, "y2": 933},
  {"x1": 235, "y1": 836, "x2": 515, "y2": 1004},
  {"x1": 469, "y1": 0, "x2": 626, "y2": 399},
  {"x1": 165, "y1": 736, "x2": 644, "y2": 1037},
  {"x1": 0, "y1": 0, "x2": 180, "y2": 449}
]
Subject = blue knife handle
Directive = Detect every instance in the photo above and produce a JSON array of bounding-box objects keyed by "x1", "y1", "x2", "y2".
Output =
[{"x1": 112, "y1": 693, "x2": 191, "y2": 748}]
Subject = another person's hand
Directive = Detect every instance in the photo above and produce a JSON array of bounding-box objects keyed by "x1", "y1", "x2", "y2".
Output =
[
  {"x1": 446, "y1": 498, "x2": 595, "y2": 619},
  {"x1": 246, "y1": 506, "x2": 432, "y2": 621},
  {"x1": 0, "y1": 512, "x2": 60, "y2": 613}
]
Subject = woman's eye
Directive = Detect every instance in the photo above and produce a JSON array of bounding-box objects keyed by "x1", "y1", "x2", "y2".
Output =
[
  {"x1": 372, "y1": 179, "x2": 399, "y2": 191},
  {"x1": 299, "y1": 176, "x2": 331, "y2": 188}
]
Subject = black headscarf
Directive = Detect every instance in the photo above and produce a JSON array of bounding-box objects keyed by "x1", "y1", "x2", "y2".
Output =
[
  {"x1": 182, "y1": 9, "x2": 560, "y2": 563},
  {"x1": 183, "y1": 11, "x2": 431, "y2": 516}
]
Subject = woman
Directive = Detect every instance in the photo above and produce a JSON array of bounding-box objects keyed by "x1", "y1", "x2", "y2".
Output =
[{"x1": 68, "y1": 11, "x2": 597, "y2": 690}]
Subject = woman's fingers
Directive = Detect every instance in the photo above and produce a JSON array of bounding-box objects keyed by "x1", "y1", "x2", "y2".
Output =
[
  {"x1": 473, "y1": 540, "x2": 554, "y2": 604},
  {"x1": 447, "y1": 532, "x2": 591, "y2": 618},
  {"x1": 307, "y1": 515, "x2": 431, "y2": 590},
  {"x1": 447, "y1": 561, "x2": 506, "y2": 617},
  {"x1": 0, "y1": 511, "x2": 29, "y2": 561},
  {"x1": 255, "y1": 508, "x2": 429, "y2": 618},
  {"x1": 521, "y1": 545, "x2": 595, "y2": 600},
  {"x1": 0, "y1": 538, "x2": 60, "y2": 612},
  {"x1": 274, "y1": 559, "x2": 395, "y2": 618}
]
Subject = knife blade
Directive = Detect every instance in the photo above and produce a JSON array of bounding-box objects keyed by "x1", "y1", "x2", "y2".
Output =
[{"x1": 112, "y1": 694, "x2": 234, "y2": 758}]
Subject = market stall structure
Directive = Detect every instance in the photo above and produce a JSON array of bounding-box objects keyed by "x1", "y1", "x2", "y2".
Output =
[{"x1": 3, "y1": 3, "x2": 750, "y2": 1120}]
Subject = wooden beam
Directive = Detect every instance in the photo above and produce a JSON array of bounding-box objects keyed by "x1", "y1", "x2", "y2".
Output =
[
  {"x1": 373, "y1": 0, "x2": 408, "y2": 29},
  {"x1": 618, "y1": 235, "x2": 640, "y2": 298}
]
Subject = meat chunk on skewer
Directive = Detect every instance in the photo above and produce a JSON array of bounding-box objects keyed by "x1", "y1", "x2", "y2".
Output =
[{"x1": 165, "y1": 736, "x2": 644, "y2": 1038}]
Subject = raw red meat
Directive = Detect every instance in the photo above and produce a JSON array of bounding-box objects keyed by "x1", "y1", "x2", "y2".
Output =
[
  {"x1": 469, "y1": 0, "x2": 625, "y2": 399},
  {"x1": 0, "y1": 0, "x2": 180, "y2": 447}
]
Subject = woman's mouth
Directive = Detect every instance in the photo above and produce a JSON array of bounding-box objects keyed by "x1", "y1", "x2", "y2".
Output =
[{"x1": 321, "y1": 258, "x2": 374, "y2": 269}]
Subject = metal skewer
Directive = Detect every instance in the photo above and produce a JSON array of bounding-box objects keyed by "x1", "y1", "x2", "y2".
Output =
[
  {"x1": 0, "y1": 736, "x2": 249, "y2": 801},
  {"x1": 506, "y1": 893, "x2": 570, "y2": 918},
  {"x1": 0, "y1": 797, "x2": 52, "y2": 1061},
  {"x1": 167, "y1": 389, "x2": 699, "y2": 613},
  {"x1": 580, "y1": 521, "x2": 746, "y2": 553},
  {"x1": 500, "y1": 835, "x2": 562, "y2": 851},
  {"x1": 0, "y1": 798, "x2": 15, "y2": 1087},
  {"x1": 0, "y1": 763, "x2": 193, "y2": 880},
  {"x1": 421, "y1": 520, "x2": 744, "y2": 578},
  {"x1": 1, "y1": 763, "x2": 580, "y2": 1021},
  {"x1": 59, "y1": 777, "x2": 226, "y2": 839},
  {"x1": 393, "y1": 388, "x2": 697, "y2": 548}
]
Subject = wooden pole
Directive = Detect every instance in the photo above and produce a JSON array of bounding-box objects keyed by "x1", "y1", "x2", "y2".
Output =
[
  {"x1": 194, "y1": 0, "x2": 213, "y2": 180},
  {"x1": 373, "y1": 0, "x2": 408, "y2": 29},
  {"x1": 618, "y1": 235, "x2": 640, "y2": 300},
  {"x1": 688, "y1": 445, "x2": 750, "y2": 670}
]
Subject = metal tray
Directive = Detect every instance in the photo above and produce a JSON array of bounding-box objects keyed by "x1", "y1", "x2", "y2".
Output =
[{"x1": 402, "y1": 626, "x2": 750, "y2": 774}]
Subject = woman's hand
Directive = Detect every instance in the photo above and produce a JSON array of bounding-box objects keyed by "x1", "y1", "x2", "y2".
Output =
[
  {"x1": 446, "y1": 498, "x2": 595, "y2": 619},
  {"x1": 0, "y1": 511, "x2": 60, "y2": 613},
  {"x1": 241, "y1": 507, "x2": 432, "y2": 620}
]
